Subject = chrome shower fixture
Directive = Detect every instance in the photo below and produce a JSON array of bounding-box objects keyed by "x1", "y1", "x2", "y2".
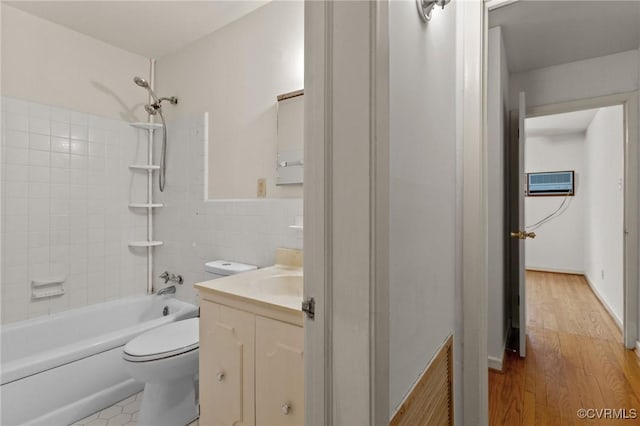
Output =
[
  {"x1": 133, "y1": 76, "x2": 178, "y2": 192},
  {"x1": 416, "y1": 0, "x2": 451, "y2": 22},
  {"x1": 133, "y1": 76, "x2": 178, "y2": 112}
]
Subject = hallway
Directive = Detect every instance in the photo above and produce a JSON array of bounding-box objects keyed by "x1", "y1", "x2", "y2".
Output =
[{"x1": 489, "y1": 271, "x2": 640, "y2": 425}]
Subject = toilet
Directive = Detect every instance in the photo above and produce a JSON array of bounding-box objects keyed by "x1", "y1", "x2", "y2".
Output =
[{"x1": 122, "y1": 260, "x2": 257, "y2": 426}]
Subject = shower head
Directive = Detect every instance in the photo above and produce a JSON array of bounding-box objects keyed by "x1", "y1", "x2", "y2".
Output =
[
  {"x1": 144, "y1": 104, "x2": 158, "y2": 115},
  {"x1": 133, "y1": 76, "x2": 160, "y2": 103},
  {"x1": 133, "y1": 76, "x2": 149, "y2": 88}
]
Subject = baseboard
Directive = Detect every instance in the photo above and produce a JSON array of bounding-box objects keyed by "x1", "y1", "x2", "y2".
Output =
[
  {"x1": 488, "y1": 355, "x2": 504, "y2": 372},
  {"x1": 525, "y1": 266, "x2": 584, "y2": 275},
  {"x1": 584, "y1": 274, "x2": 623, "y2": 331},
  {"x1": 390, "y1": 335, "x2": 453, "y2": 426},
  {"x1": 488, "y1": 325, "x2": 510, "y2": 373}
]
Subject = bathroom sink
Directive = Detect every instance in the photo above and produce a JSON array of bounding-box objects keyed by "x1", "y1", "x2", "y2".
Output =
[{"x1": 250, "y1": 274, "x2": 303, "y2": 297}]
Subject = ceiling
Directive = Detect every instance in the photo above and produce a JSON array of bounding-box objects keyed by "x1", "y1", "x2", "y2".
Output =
[
  {"x1": 526, "y1": 108, "x2": 599, "y2": 138},
  {"x1": 490, "y1": 1, "x2": 640, "y2": 73},
  {"x1": 5, "y1": 1, "x2": 269, "y2": 59}
]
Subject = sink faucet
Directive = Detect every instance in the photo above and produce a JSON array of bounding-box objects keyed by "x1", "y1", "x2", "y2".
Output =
[{"x1": 157, "y1": 285, "x2": 176, "y2": 296}]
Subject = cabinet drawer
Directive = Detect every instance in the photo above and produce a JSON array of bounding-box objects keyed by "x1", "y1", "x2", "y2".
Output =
[
  {"x1": 255, "y1": 316, "x2": 304, "y2": 426},
  {"x1": 200, "y1": 301, "x2": 255, "y2": 426}
]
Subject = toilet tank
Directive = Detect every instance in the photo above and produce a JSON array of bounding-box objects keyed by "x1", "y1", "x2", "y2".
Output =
[{"x1": 204, "y1": 260, "x2": 257, "y2": 280}]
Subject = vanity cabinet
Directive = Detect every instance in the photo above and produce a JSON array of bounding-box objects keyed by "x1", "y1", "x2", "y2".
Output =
[{"x1": 199, "y1": 300, "x2": 304, "y2": 426}]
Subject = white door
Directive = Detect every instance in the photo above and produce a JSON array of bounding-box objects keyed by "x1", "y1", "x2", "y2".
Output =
[{"x1": 517, "y1": 91, "x2": 527, "y2": 357}]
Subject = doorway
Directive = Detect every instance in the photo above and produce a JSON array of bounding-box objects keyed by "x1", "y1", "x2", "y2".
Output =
[{"x1": 505, "y1": 103, "x2": 628, "y2": 359}]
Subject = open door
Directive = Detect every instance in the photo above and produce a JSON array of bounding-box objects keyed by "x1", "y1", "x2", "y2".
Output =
[
  {"x1": 507, "y1": 92, "x2": 534, "y2": 357},
  {"x1": 516, "y1": 92, "x2": 527, "y2": 357},
  {"x1": 507, "y1": 91, "x2": 536, "y2": 357}
]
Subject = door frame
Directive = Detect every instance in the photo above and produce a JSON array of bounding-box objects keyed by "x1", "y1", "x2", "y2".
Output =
[
  {"x1": 517, "y1": 92, "x2": 639, "y2": 349},
  {"x1": 304, "y1": 0, "x2": 390, "y2": 424}
]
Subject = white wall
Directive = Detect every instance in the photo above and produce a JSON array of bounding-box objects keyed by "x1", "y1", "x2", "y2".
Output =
[
  {"x1": 487, "y1": 26, "x2": 509, "y2": 367},
  {"x1": 1, "y1": 4, "x2": 149, "y2": 122},
  {"x1": 389, "y1": 0, "x2": 457, "y2": 414},
  {"x1": 510, "y1": 49, "x2": 639, "y2": 110},
  {"x1": 524, "y1": 133, "x2": 585, "y2": 273},
  {"x1": 1, "y1": 97, "x2": 148, "y2": 323},
  {"x1": 583, "y1": 105, "x2": 624, "y2": 325},
  {"x1": 152, "y1": 114, "x2": 302, "y2": 305},
  {"x1": 155, "y1": 1, "x2": 304, "y2": 200}
]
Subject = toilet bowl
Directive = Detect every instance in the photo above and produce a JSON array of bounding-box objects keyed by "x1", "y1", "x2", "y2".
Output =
[
  {"x1": 122, "y1": 260, "x2": 257, "y2": 425},
  {"x1": 123, "y1": 318, "x2": 199, "y2": 426}
]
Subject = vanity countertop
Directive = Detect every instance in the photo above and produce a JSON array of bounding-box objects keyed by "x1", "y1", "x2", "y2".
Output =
[{"x1": 195, "y1": 249, "x2": 303, "y2": 326}]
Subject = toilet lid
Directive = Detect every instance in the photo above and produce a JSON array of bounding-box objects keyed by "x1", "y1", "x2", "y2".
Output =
[{"x1": 123, "y1": 318, "x2": 199, "y2": 362}]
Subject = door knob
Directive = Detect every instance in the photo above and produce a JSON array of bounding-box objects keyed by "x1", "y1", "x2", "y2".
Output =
[
  {"x1": 281, "y1": 403, "x2": 291, "y2": 415},
  {"x1": 216, "y1": 372, "x2": 225, "y2": 382},
  {"x1": 510, "y1": 231, "x2": 536, "y2": 239}
]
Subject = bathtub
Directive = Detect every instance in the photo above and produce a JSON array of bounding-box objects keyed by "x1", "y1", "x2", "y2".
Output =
[{"x1": 0, "y1": 295, "x2": 198, "y2": 426}]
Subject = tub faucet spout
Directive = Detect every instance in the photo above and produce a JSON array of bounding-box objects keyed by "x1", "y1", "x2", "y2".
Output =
[{"x1": 157, "y1": 285, "x2": 176, "y2": 296}]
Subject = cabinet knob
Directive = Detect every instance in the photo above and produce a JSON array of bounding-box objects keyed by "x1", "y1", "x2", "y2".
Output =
[
  {"x1": 281, "y1": 403, "x2": 291, "y2": 415},
  {"x1": 216, "y1": 372, "x2": 225, "y2": 382}
]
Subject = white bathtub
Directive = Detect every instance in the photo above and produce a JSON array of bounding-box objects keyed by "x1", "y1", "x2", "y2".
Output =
[{"x1": 0, "y1": 295, "x2": 198, "y2": 426}]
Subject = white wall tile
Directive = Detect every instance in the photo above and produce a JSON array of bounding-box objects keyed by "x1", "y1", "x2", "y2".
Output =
[
  {"x1": 6, "y1": 130, "x2": 29, "y2": 149},
  {"x1": 1, "y1": 97, "x2": 146, "y2": 324},
  {"x1": 51, "y1": 121, "x2": 70, "y2": 138},
  {"x1": 29, "y1": 117, "x2": 50, "y2": 135},
  {"x1": 70, "y1": 140, "x2": 88, "y2": 156},
  {"x1": 5, "y1": 147, "x2": 29, "y2": 165},
  {"x1": 29, "y1": 133, "x2": 51, "y2": 151},
  {"x1": 6, "y1": 113, "x2": 29, "y2": 132},
  {"x1": 51, "y1": 137, "x2": 70, "y2": 153},
  {"x1": 28, "y1": 150, "x2": 49, "y2": 167},
  {"x1": 51, "y1": 152, "x2": 70, "y2": 169},
  {"x1": 4, "y1": 164, "x2": 29, "y2": 182},
  {"x1": 70, "y1": 124, "x2": 88, "y2": 141}
]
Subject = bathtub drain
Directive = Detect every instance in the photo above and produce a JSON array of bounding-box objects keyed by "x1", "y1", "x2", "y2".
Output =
[{"x1": 163, "y1": 306, "x2": 169, "y2": 316}]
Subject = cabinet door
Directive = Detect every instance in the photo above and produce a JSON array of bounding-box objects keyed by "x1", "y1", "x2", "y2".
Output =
[
  {"x1": 255, "y1": 316, "x2": 304, "y2": 426},
  {"x1": 200, "y1": 301, "x2": 255, "y2": 426}
]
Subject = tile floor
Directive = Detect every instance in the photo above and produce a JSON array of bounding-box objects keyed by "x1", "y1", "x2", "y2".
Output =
[{"x1": 70, "y1": 392, "x2": 199, "y2": 426}]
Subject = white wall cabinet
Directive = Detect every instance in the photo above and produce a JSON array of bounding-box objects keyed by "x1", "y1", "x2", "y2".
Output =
[{"x1": 199, "y1": 300, "x2": 304, "y2": 426}]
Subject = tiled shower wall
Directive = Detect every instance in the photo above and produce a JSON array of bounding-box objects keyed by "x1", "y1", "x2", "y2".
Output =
[
  {"x1": 153, "y1": 114, "x2": 303, "y2": 304},
  {"x1": 1, "y1": 102, "x2": 303, "y2": 323},
  {"x1": 1, "y1": 96, "x2": 148, "y2": 324}
]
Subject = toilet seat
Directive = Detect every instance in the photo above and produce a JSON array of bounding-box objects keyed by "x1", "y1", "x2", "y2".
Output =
[{"x1": 123, "y1": 318, "x2": 199, "y2": 362}]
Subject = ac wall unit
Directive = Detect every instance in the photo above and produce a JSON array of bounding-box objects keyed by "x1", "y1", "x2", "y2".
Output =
[{"x1": 526, "y1": 170, "x2": 574, "y2": 196}]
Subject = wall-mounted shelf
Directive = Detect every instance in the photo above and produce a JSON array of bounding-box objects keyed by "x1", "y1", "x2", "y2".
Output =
[
  {"x1": 31, "y1": 278, "x2": 65, "y2": 299},
  {"x1": 129, "y1": 203, "x2": 163, "y2": 208},
  {"x1": 129, "y1": 165, "x2": 160, "y2": 171},
  {"x1": 129, "y1": 241, "x2": 163, "y2": 248},
  {"x1": 130, "y1": 122, "x2": 163, "y2": 131}
]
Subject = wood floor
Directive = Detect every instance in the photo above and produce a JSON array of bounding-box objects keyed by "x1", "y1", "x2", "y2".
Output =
[{"x1": 489, "y1": 271, "x2": 640, "y2": 425}]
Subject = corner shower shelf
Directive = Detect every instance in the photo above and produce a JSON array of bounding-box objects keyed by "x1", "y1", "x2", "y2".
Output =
[
  {"x1": 129, "y1": 121, "x2": 164, "y2": 294},
  {"x1": 130, "y1": 122, "x2": 163, "y2": 131},
  {"x1": 128, "y1": 241, "x2": 163, "y2": 248},
  {"x1": 129, "y1": 203, "x2": 163, "y2": 208},
  {"x1": 129, "y1": 165, "x2": 160, "y2": 171}
]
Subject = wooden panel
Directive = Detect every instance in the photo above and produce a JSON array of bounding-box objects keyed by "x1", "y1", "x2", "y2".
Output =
[
  {"x1": 390, "y1": 335, "x2": 453, "y2": 426},
  {"x1": 200, "y1": 301, "x2": 255, "y2": 426},
  {"x1": 255, "y1": 315, "x2": 304, "y2": 426}
]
